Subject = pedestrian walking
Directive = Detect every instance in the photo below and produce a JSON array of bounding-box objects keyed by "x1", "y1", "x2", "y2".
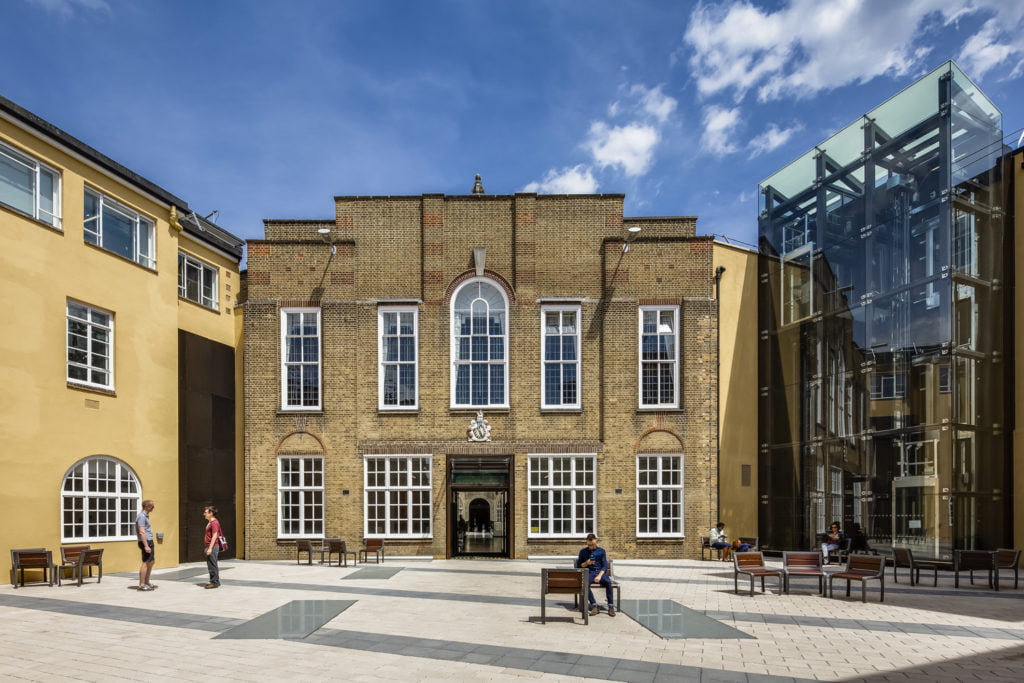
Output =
[{"x1": 203, "y1": 506, "x2": 224, "y2": 589}]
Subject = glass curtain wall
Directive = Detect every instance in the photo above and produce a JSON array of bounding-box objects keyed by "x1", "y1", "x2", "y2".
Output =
[{"x1": 757, "y1": 62, "x2": 1007, "y2": 559}]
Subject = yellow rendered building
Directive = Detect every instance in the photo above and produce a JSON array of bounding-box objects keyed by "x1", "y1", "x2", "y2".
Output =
[{"x1": 0, "y1": 95, "x2": 244, "y2": 581}]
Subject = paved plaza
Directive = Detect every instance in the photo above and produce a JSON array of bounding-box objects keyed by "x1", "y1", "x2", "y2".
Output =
[{"x1": 1, "y1": 557, "x2": 1023, "y2": 682}]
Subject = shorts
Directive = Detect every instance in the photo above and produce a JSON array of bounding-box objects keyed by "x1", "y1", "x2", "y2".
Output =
[{"x1": 139, "y1": 540, "x2": 155, "y2": 563}]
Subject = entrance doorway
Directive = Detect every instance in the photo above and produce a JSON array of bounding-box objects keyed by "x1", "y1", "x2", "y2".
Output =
[{"x1": 448, "y1": 455, "x2": 512, "y2": 558}]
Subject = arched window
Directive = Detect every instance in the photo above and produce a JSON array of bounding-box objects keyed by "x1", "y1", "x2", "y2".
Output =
[
  {"x1": 451, "y1": 278, "x2": 508, "y2": 407},
  {"x1": 61, "y1": 456, "x2": 141, "y2": 541}
]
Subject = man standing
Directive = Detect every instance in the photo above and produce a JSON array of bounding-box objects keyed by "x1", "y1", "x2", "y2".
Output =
[
  {"x1": 577, "y1": 533, "x2": 615, "y2": 617},
  {"x1": 137, "y1": 500, "x2": 156, "y2": 591}
]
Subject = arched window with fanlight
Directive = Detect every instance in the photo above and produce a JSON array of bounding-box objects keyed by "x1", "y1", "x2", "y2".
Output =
[
  {"x1": 451, "y1": 278, "x2": 509, "y2": 408},
  {"x1": 61, "y1": 456, "x2": 141, "y2": 541}
]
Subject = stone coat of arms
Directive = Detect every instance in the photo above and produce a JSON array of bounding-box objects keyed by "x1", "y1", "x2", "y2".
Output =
[{"x1": 467, "y1": 411, "x2": 492, "y2": 442}]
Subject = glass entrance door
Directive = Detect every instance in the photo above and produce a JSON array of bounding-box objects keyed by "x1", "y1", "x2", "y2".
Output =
[{"x1": 448, "y1": 455, "x2": 512, "y2": 558}]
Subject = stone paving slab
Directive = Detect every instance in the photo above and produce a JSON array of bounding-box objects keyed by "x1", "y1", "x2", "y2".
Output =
[{"x1": 1, "y1": 558, "x2": 1023, "y2": 681}]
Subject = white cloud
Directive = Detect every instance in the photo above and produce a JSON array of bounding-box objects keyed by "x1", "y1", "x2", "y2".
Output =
[
  {"x1": 701, "y1": 105, "x2": 742, "y2": 155},
  {"x1": 585, "y1": 122, "x2": 660, "y2": 176},
  {"x1": 749, "y1": 122, "x2": 803, "y2": 157},
  {"x1": 521, "y1": 165, "x2": 599, "y2": 194},
  {"x1": 683, "y1": 0, "x2": 1024, "y2": 101},
  {"x1": 634, "y1": 85, "x2": 677, "y2": 124},
  {"x1": 27, "y1": 0, "x2": 110, "y2": 17}
]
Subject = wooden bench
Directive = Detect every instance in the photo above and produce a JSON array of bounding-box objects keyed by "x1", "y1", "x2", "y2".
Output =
[
  {"x1": 10, "y1": 548, "x2": 56, "y2": 588},
  {"x1": 955, "y1": 550, "x2": 997, "y2": 591},
  {"x1": 737, "y1": 536, "x2": 759, "y2": 551},
  {"x1": 540, "y1": 568, "x2": 588, "y2": 625},
  {"x1": 359, "y1": 538, "x2": 384, "y2": 564},
  {"x1": 572, "y1": 558, "x2": 622, "y2": 611},
  {"x1": 782, "y1": 551, "x2": 825, "y2": 595},
  {"x1": 996, "y1": 548, "x2": 1021, "y2": 590},
  {"x1": 61, "y1": 548, "x2": 104, "y2": 587},
  {"x1": 828, "y1": 554, "x2": 884, "y2": 602},
  {"x1": 733, "y1": 552, "x2": 782, "y2": 596},
  {"x1": 58, "y1": 545, "x2": 91, "y2": 583},
  {"x1": 891, "y1": 547, "x2": 943, "y2": 587},
  {"x1": 700, "y1": 536, "x2": 721, "y2": 561},
  {"x1": 325, "y1": 539, "x2": 357, "y2": 567},
  {"x1": 295, "y1": 539, "x2": 316, "y2": 565}
]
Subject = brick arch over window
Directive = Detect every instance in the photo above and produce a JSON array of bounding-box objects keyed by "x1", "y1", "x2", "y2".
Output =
[
  {"x1": 444, "y1": 270, "x2": 516, "y2": 306},
  {"x1": 275, "y1": 430, "x2": 326, "y2": 456},
  {"x1": 634, "y1": 428, "x2": 685, "y2": 453}
]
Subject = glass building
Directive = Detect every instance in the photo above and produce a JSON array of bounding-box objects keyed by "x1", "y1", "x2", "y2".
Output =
[{"x1": 757, "y1": 62, "x2": 1008, "y2": 559}]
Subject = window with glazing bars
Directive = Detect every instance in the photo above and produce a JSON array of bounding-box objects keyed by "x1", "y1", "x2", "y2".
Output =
[
  {"x1": 379, "y1": 307, "x2": 418, "y2": 408},
  {"x1": 541, "y1": 306, "x2": 580, "y2": 408},
  {"x1": 0, "y1": 140, "x2": 60, "y2": 227},
  {"x1": 83, "y1": 188, "x2": 154, "y2": 268},
  {"x1": 364, "y1": 456, "x2": 431, "y2": 538},
  {"x1": 452, "y1": 280, "x2": 507, "y2": 407},
  {"x1": 528, "y1": 455, "x2": 595, "y2": 536},
  {"x1": 636, "y1": 455, "x2": 682, "y2": 536},
  {"x1": 178, "y1": 252, "x2": 218, "y2": 309},
  {"x1": 61, "y1": 456, "x2": 140, "y2": 541},
  {"x1": 67, "y1": 300, "x2": 113, "y2": 389},
  {"x1": 639, "y1": 306, "x2": 678, "y2": 408},
  {"x1": 278, "y1": 456, "x2": 324, "y2": 537},
  {"x1": 281, "y1": 308, "x2": 321, "y2": 410}
]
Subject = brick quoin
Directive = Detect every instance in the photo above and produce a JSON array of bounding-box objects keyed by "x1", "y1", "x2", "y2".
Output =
[{"x1": 243, "y1": 193, "x2": 718, "y2": 561}]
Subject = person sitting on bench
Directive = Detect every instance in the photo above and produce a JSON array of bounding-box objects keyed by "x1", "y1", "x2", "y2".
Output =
[{"x1": 577, "y1": 533, "x2": 615, "y2": 617}]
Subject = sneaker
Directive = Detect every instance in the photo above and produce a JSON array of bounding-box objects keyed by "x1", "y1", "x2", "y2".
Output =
[
  {"x1": 589, "y1": 605, "x2": 600, "y2": 616},
  {"x1": 205, "y1": 584, "x2": 219, "y2": 589},
  {"x1": 607, "y1": 605, "x2": 616, "y2": 617},
  {"x1": 145, "y1": 584, "x2": 157, "y2": 590},
  {"x1": 139, "y1": 585, "x2": 154, "y2": 592}
]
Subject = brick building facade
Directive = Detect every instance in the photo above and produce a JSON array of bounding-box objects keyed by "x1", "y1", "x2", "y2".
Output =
[{"x1": 242, "y1": 189, "x2": 718, "y2": 559}]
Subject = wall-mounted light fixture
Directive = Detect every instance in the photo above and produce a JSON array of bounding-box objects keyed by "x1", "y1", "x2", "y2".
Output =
[
  {"x1": 623, "y1": 224, "x2": 642, "y2": 252},
  {"x1": 318, "y1": 227, "x2": 336, "y2": 254}
]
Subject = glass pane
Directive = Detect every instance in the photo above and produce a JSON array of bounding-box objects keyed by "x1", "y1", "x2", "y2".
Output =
[
  {"x1": 0, "y1": 151, "x2": 34, "y2": 215},
  {"x1": 102, "y1": 205, "x2": 135, "y2": 261}
]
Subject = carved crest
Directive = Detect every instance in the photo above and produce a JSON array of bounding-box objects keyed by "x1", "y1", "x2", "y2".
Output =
[{"x1": 468, "y1": 411, "x2": 492, "y2": 442}]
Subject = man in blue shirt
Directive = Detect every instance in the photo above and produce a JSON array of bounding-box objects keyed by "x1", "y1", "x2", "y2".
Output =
[{"x1": 577, "y1": 533, "x2": 615, "y2": 617}]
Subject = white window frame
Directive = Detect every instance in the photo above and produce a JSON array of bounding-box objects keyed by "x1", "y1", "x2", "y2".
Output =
[
  {"x1": 178, "y1": 251, "x2": 219, "y2": 309},
  {"x1": 781, "y1": 242, "x2": 814, "y2": 326},
  {"x1": 364, "y1": 455, "x2": 432, "y2": 539},
  {"x1": 280, "y1": 307, "x2": 322, "y2": 411},
  {"x1": 277, "y1": 456, "x2": 324, "y2": 538},
  {"x1": 540, "y1": 305, "x2": 581, "y2": 409},
  {"x1": 60, "y1": 456, "x2": 140, "y2": 542},
  {"x1": 638, "y1": 306, "x2": 679, "y2": 409},
  {"x1": 527, "y1": 454, "x2": 596, "y2": 538},
  {"x1": 83, "y1": 187, "x2": 155, "y2": 268},
  {"x1": 636, "y1": 454, "x2": 684, "y2": 538},
  {"x1": 450, "y1": 278, "x2": 510, "y2": 409},
  {"x1": 378, "y1": 306, "x2": 419, "y2": 410},
  {"x1": 66, "y1": 299, "x2": 114, "y2": 390},
  {"x1": 0, "y1": 139, "x2": 61, "y2": 227},
  {"x1": 870, "y1": 372, "x2": 906, "y2": 400}
]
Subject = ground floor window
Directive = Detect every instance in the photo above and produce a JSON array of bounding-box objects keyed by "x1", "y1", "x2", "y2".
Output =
[
  {"x1": 61, "y1": 456, "x2": 140, "y2": 541},
  {"x1": 528, "y1": 454, "x2": 595, "y2": 537},
  {"x1": 636, "y1": 454, "x2": 683, "y2": 536},
  {"x1": 278, "y1": 456, "x2": 324, "y2": 537},
  {"x1": 365, "y1": 455, "x2": 432, "y2": 538}
]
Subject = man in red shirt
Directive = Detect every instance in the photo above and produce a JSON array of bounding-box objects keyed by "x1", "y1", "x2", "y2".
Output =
[{"x1": 203, "y1": 506, "x2": 224, "y2": 589}]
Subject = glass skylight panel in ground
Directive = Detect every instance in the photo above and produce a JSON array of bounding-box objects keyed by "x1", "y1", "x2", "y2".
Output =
[
  {"x1": 379, "y1": 307, "x2": 418, "y2": 409},
  {"x1": 364, "y1": 456, "x2": 431, "y2": 538},
  {"x1": 452, "y1": 280, "x2": 507, "y2": 407},
  {"x1": 83, "y1": 188, "x2": 154, "y2": 268},
  {"x1": 0, "y1": 140, "x2": 60, "y2": 227},
  {"x1": 639, "y1": 307, "x2": 678, "y2": 408},
  {"x1": 178, "y1": 252, "x2": 218, "y2": 309},
  {"x1": 281, "y1": 309, "x2": 321, "y2": 410},
  {"x1": 278, "y1": 456, "x2": 323, "y2": 537},
  {"x1": 62, "y1": 456, "x2": 140, "y2": 541},
  {"x1": 528, "y1": 455, "x2": 595, "y2": 537},
  {"x1": 66, "y1": 300, "x2": 113, "y2": 389},
  {"x1": 542, "y1": 306, "x2": 580, "y2": 408}
]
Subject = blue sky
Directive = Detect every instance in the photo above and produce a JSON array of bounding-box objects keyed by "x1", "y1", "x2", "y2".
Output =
[{"x1": 3, "y1": 0, "x2": 1024, "y2": 248}]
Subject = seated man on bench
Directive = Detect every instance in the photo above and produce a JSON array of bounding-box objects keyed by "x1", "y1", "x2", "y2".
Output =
[{"x1": 577, "y1": 533, "x2": 615, "y2": 617}]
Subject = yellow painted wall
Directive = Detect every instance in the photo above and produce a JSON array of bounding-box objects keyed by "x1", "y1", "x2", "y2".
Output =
[
  {"x1": 714, "y1": 242, "x2": 760, "y2": 538},
  {"x1": 177, "y1": 235, "x2": 241, "y2": 346},
  {"x1": 0, "y1": 115, "x2": 239, "y2": 580},
  {"x1": 1013, "y1": 150, "x2": 1024, "y2": 551}
]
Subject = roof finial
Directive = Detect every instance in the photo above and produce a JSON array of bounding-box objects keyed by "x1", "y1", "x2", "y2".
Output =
[{"x1": 471, "y1": 173, "x2": 486, "y2": 195}]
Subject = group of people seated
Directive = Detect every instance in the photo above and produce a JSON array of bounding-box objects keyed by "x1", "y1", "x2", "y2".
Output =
[
  {"x1": 713, "y1": 520, "x2": 870, "y2": 564},
  {"x1": 708, "y1": 522, "x2": 753, "y2": 561}
]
